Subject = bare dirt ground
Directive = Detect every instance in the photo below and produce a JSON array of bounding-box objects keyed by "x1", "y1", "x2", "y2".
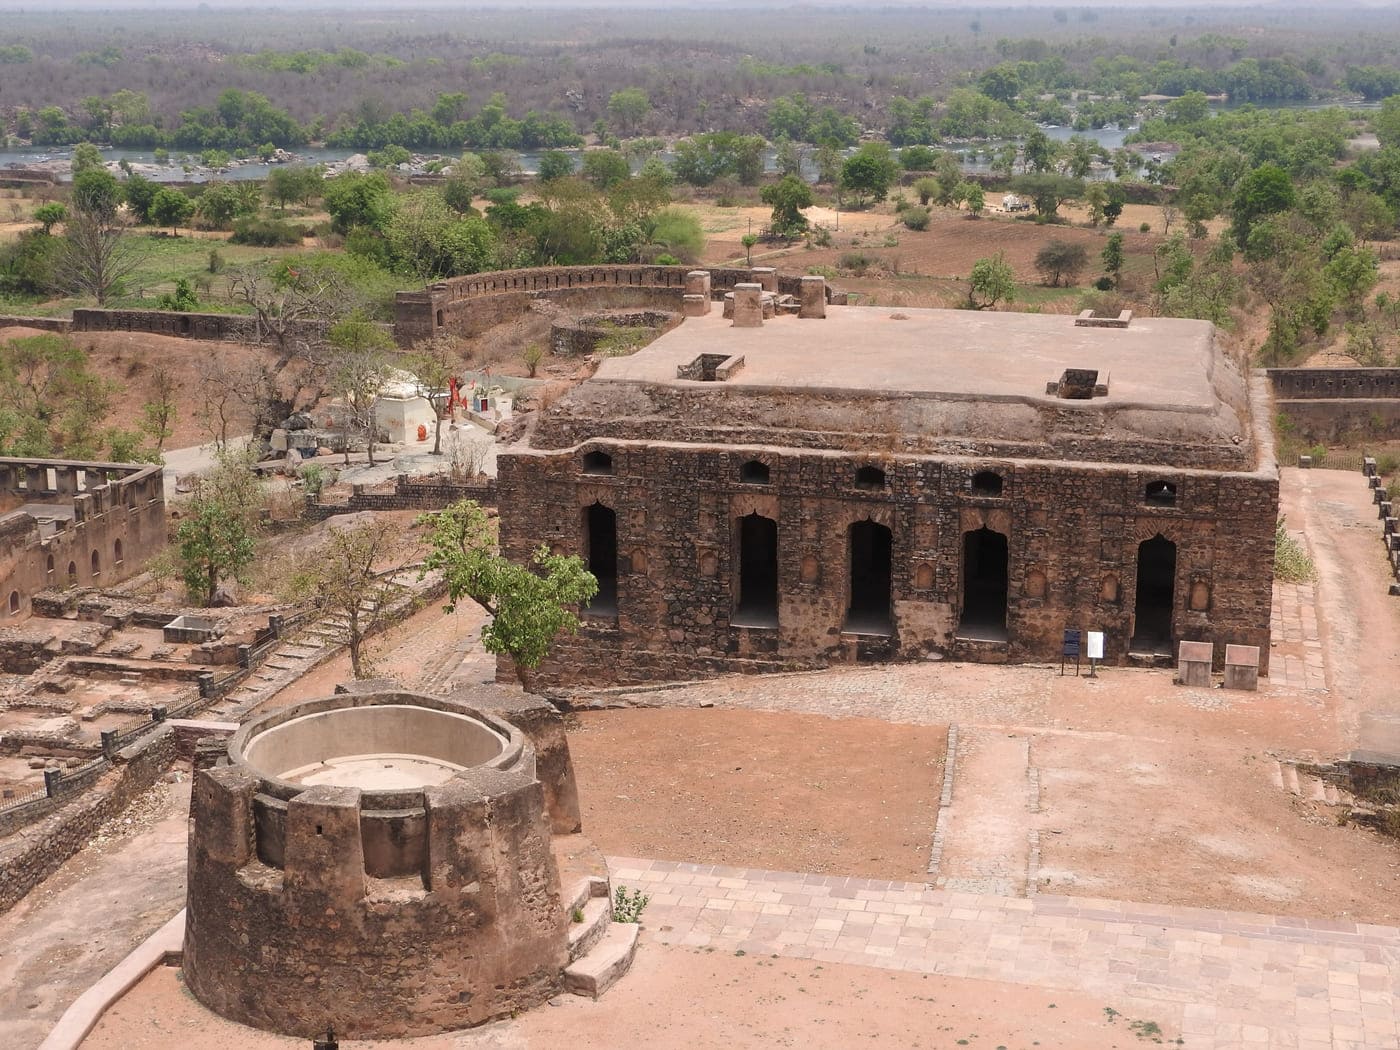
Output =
[
  {"x1": 86, "y1": 945, "x2": 1152, "y2": 1050},
  {"x1": 568, "y1": 708, "x2": 945, "y2": 880},
  {"x1": 0, "y1": 323, "x2": 273, "y2": 449}
]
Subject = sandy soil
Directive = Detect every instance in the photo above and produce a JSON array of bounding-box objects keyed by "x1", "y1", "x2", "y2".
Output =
[
  {"x1": 569, "y1": 708, "x2": 945, "y2": 880},
  {"x1": 85, "y1": 943, "x2": 1164, "y2": 1050}
]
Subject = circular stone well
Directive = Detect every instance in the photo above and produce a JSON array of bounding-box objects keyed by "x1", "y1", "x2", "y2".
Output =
[{"x1": 183, "y1": 691, "x2": 569, "y2": 1039}]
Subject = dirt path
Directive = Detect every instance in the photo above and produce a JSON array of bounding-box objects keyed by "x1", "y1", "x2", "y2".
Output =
[
  {"x1": 933, "y1": 727, "x2": 1032, "y2": 895},
  {"x1": 0, "y1": 781, "x2": 189, "y2": 1050},
  {"x1": 1283, "y1": 467, "x2": 1400, "y2": 744}
]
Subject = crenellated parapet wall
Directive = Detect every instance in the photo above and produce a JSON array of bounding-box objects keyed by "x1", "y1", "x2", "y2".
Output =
[
  {"x1": 1268, "y1": 367, "x2": 1400, "y2": 442},
  {"x1": 0, "y1": 458, "x2": 165, "y2": 623},
  {"x1": 394, "y1": 264, "x2": 842, "y2": 344},
  {"x1": 183, "y1": 691, "x2": 570, "y2": 1039}
]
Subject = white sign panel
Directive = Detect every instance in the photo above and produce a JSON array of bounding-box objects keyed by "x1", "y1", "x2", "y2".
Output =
[{"x1": 1086, "y1": 631, "x2": 1105, "y2": 660}]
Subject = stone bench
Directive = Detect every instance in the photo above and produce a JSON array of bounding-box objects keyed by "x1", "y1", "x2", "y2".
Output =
[
  {"x1": 1223, "y1": 644, "x2": 1260, "y2": 691},
  {"x1": 1177, "y1": 640, "x2": 1213, "y2": 687}
]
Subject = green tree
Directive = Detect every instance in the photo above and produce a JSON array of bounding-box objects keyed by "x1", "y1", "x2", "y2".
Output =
[
  {"x1": 536, "y1": 150, "x2": 575, "y2": 182},
  {"x1": 175, "y1": 449, "x2": 260, "y2": 606},
  {"x1": 72, "y1": 168, "x2": 121, "y2": 220},
  {"x1": 967, "y1": 251, "x2": 1016, "y2": 310},
  {"x1": 1230, "y1": 164, "x2": 1297, "y2": 249},
  {"x1": 150, "y1": 187, "x2": 195, "y2": 235},
  {"x1": 405, "y1": 334, "x2": 459, "y2": 456},
  {"x1": 386, "y1": 191, "x2": 497, "y2": 281},
  {"x1": 0, "y1": 333, "x2": 112, "y2": 457},
  {"x1": 194, "y1": 182, "x2": 247, "y2": 230},
  {"x1": 286, "y1": 518, "x2": 411, "y2": 678},
  {"x1": 760, "y1": 174, "x2": 814, "y2": 237},
  {"x1": 70, "y1": 141, "x2": 104, "y2": 176},
  {"x1": 607, "y1": 88, "x2": 651, "y2": 135},
  {"x1": 582, "y1": 149, "x2": 630, "y2": 190},
  {"x1": 266, "y1": 165, "x2": 323, "y2": 211},
  {"x1": 1010, "y1": 173, "x2": 1084, "y2": 219},
  {"x1": 1376, "y1": 95, "x2": 1400, "y2": 150},
  {"x1": 814, "y1": 143, "x2": 843, "y2": 185},
  {"x1": 419, "y1": 499, "x2": 598, "y2": 690},
  {"x1": 323, "y1": 171, "x2": 394, "y2": 234},
  {"x1": 1034, "y1": 239, "x2": 1090, "y2": 286},
  {"x1": 33, "y1": 202, "x2": 66, "y2": 234},
  {"x1": 839, "y1": 143, "x2": 899, "y2": 207},
  {"x1": 1101, "y1": 232, "x2": 1125, "y2": 288},
  {"x1": 122, "y1": 173, "x2": 159, "y2": 224},
  {"x1": 1084, "y1": 183, "x2": 1108, "y2": 227},
  {"x1": 443, "y1": 154, "x2": 487, "y2": 213},
  {"x1": 962, "y1": 183, "x2": 986, "y2": 218},
  {"x1": 327, "y1": 316, "x2": 394, "y2": 466}
]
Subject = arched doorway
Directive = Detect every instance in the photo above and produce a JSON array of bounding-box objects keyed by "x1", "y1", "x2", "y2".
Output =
[
  {"x1": 845, "y1": 519, "x2": 892, "y2": 635},
  {"x1": 734, "y1": 513, "x2": 778, "y2": 627},
  {"x1": 959, "y1": 527, "x2": 1009, "y2": 640},
  {"x1": 1131, "y1": 534, "x2": 1177, "y2": 653},
  {"x1": 583, "y1": 503, "x2": 617, "y2": 615}
]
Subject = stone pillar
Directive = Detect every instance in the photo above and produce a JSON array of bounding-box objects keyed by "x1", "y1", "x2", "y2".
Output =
[
  {"x1": 682, "y1": 294, "x2": 708, "y2": 317},
  {"x1": 283, "y1": 785, "x2": 366, "y2": 903},
  {"x1": 684, "y1": 270, "x2": 712, "y2": 313},
  {"x1": 799, "y1": 275, "x2": 827, "y2": 319},
  {"x1": 732, "y1": 283, "x2": 764, "y2": 328},
  {"x1": 751, "y1": 267, "x2": 777, "y2": 293}
]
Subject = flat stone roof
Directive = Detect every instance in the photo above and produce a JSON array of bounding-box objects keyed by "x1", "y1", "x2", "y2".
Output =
[
  {"x1": 597, "y1": 307, "x2": 1220, "y2": 411},
  {"x1": 528, "y1": 305, "x2": 1260, "y2": 471}
]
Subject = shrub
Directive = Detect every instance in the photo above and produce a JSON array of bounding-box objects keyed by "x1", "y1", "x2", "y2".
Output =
[
  {"x1": 901, "y1": 206, "x2": 931, "y2": 231},
  {"x1": 1139, "y1": 222, "x2": 1152, "y2": 232},
  {"x1": 1307, "y1": 443, "x2": 1328, "y2": 465},
  {"x1": 230, "y1": 218, "x2": 303, "y2": 247},
  {"x1": 522, "y1": 342, "x2": 544, "y2": 377},
  {"x1": 1274, "y1": 518, "x2": 1315, "y2": 582},
  {"x1": 613, "y1": 885, "x2": 650, "y2": 924},
  {"x1": 838, "y1": 251, "x2": 875, "y2": 275}
]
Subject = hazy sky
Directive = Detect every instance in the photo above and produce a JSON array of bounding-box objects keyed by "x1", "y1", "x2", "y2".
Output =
[{"x1": 0, "y1": 0, "x2": 1396, "y2": 8}]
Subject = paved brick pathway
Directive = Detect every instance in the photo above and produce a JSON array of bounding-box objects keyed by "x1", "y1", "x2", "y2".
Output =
[
  {"x1": 612, "y1": 856, "x2": 1400, "y2": 1050},
  {"x1": 1270, "y1": 579, "x2": 1328, "y2": 694}
]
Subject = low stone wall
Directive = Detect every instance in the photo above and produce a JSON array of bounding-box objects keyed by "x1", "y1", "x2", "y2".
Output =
[
  {"x1": 306, "y1": 475, "x2": 496, "y2": 519},
  {"x1": 0, "y1": 726, "x2": 176, "y2": 914},
  {"x1": 0, "y1": 315, "x2": 73, "y2": 334},
  {"x1": 70, "y1": 308, "x2": 331, "y2": 345},
  {"x1": 395, "y1": 264, "x2": 840, "y2": 344}
]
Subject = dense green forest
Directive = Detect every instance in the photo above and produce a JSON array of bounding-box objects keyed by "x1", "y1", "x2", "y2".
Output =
[{"x1": 6, "y1": 5, "x2": 1400, "y2": 151}]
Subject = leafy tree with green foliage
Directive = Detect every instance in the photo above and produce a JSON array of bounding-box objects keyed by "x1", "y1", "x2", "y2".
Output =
[
  {"x1": 644, "y1": 207, "x2": 705, "y2": 264},
  {"x1": 1010, "y1": 173, "x2": 1084, "y2": 219},
  {"x1": 156, "y1": 277, "x2": 199, "y2": 311},
  {"x1": 0, "y1": 334, "x2": 112, "y2": 457},
  {"x1": 0, "y1": 230, "x2": 62, "y2": 296},
  {"x1": 33, "y1": 202, "x2": 66, "y2": 234},
  {"x1": 1101, "y1": 232, "x2": 1125, "y2": 288},
  {"x1": 607, "y1": 88, "x2": 651, "y2": 136},
  {"x1": 327, "y1": 315, "x2": 394, "y2": 466},
  {"x1": 1022, "y1": 128, "x2": 1056, "y2": 174},
  {"x1": 1374, "y1": 95, "x2": 1400, "y2": 150},
  {"x1": 286, "y1": 518, "x2": 411, "y2": 678},
  {"x1": 323, "y1": 171, "x2": 395, "y2": 234},
  {"x1": 760, "y1": 175, "x2": 814, "y2": 237},
  {"x1": 443, "y1": 154, "x2": 487, "y2": 213},
  {"x1": 582, "y1": 149, "x2": 630, "y2": 190},
  {"x1": 1230, "y1": 164, "x2": 1298, "y2": 248},
  {"x1": 961, "y1": 183, "x2": 986, "y2": 218},
  {"x1": 176, "y1": 449, "x2": 260, "y2": 607},
  {"x1": 70, "y1": 142, "x2": 104, "y2": 176},
  {"x1": 266, "y1": 165, "x2": 324, "y2": 211},
  {"x1": 151, "y1": 187, "x2": 196, "y2": 235},
  {"x1": 966, "y1": 252, "x2": 1016, "y2": 310},
  {"x1": 72, "y1": 168, "x2": 121, "y2": 220},
  {"x1": 1034, "y1": 239, "x2": 1090, "y2": 286},
  {"x1": 419, "y1": 499, "x2": 598, "y2": 691},
  {"x1": 536, "y1": 150, "x2": 574, "y2": 182},
  {"x1": 194, "y1": 182, "x2": 249, "y2": 230},
  {"x1": 671, "y1": 132, "x2": 765, "y2": 187},
  {"x1": 122, "y1": 173, "x2": 159, "y2": 224},
  {"x1": 383, "y1": 191, "x2": 497, "y2": 281},
  {"x1": 839, "y1": 143, "x2": 899, "y2": 207},
  {"x1": 899, "y1": 145, "x2": 938, "y2": 171}
]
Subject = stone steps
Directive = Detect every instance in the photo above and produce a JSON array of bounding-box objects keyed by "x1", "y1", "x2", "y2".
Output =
[
  {"x1": 562, "y1": 921, "x2": 639, "y2": 1000},
  {"x1": 568, "y1": 895, "x2": 613, "y2": 963}
]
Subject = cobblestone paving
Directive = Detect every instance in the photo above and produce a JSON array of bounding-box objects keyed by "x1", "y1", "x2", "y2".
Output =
[
  {"x1": 614, "y1": 856, "x2": 1400, "y2": 1050},
  {"x1": 1270, "y1": 580, "x2": 1328, "y2": 695},
  {"x1": 600, "y1": 662, "x2": 1055, "y2": 727}
]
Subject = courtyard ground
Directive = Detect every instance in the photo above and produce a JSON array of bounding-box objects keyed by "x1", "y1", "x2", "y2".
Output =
[{"x1": 4, "y1": 468, "x2": 1400, "y2": 1050}]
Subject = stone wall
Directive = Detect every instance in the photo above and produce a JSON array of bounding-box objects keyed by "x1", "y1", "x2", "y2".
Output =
[
  {"x1": 1268, "y1": 367, "x2": 1400, "y2": 443},
  {"x1": 0, "y1": 726, "x2": 176, "y2": 914},
  {"x1": 498, "y1": 381, "x2": 1279, "y2": 687},
  {"x1": 394, "y1": 264, "x2": 839, "y2": 345},
  {"x1": 550, "y1": 309, "x2": 682, "y2": 357},
  {"x1": 305, "y1": 474, "x2": 496, "y2": 519},
  {"x1": 0, "y1": 315, "x2": 74, "y2": 334},
  {"x1": 70, "y1": 307, "x2": 329, "y2": 344},
  {"x1": 0, "y1": 458, "x2": 166, "y2": 625}
]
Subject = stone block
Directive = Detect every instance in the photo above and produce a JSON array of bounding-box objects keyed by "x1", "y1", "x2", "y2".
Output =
[
  {"x1": 684, "y1": 270, "x2": 712, "y2": 305},
  {"x1": 1222, "y1": 643, "x2": 1260, "y2": 691},
  {"x1": 283, "y1": 784, "x2": 365, "y2": 903},
  {"x1": 799, "y1": 275, "x2": 827, "y2": 319},
  {"x1": 682, "y1": 293, "x2": 708, "y2": 317},
  {"x1": 732, "y1": 283, "x2": 763, "y2": 328},
  {"x1": 751, "y1": 266, "x2": 777, "y2": 292},
  {"x1": 1177, "y1": 640, "x2": 1214, "y2": 687}
]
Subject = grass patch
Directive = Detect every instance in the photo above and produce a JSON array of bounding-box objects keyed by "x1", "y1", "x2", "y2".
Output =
[{"x1": 1274, "y1": 517, "x2": 1315, "y2": 582}]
